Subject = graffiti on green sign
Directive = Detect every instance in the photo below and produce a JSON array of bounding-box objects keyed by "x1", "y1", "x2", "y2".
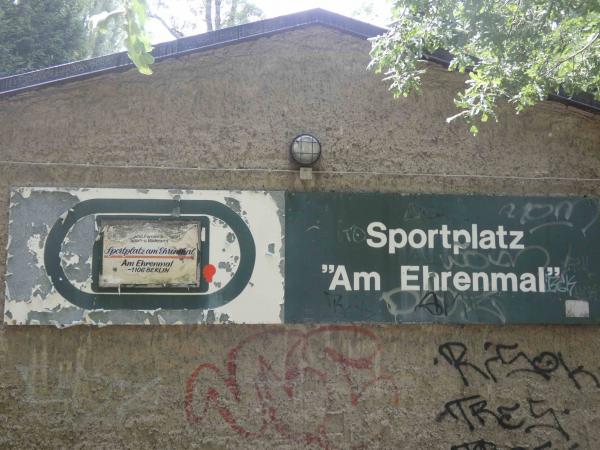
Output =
[{"x1": 285, "y1": 193, "x2": 600, "y2": 324}]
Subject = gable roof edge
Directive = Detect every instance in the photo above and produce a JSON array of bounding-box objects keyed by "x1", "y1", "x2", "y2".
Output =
[
  {"x1": 1, "y1": 8, "x2": 597, "y2": 116},
  {"x1": 0, "y1": 9, "x2": 385, "y2": 98}
]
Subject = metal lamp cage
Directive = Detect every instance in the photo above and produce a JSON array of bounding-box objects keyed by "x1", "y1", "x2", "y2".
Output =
[{"x1": 290, "y1": 134, "x2": 321, "y2": 166}]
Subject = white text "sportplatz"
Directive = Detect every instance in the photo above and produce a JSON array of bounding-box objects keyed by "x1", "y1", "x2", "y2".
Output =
[{"x1": 366, "y1": 222, "x2": 525, "y2": 255}]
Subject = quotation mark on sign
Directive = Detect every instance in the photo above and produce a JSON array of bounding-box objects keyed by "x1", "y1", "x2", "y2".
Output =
[
  {"x1": 546, "y1": 267, "x2": 561, "y2": 277},
  {"x1": 322, "y1": 264, "x2": 336, "y2": 274}
]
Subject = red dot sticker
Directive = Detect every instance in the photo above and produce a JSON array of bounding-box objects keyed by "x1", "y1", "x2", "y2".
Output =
[{"x1": 202, "y1": 264, "x2": 216, "y2": 283}]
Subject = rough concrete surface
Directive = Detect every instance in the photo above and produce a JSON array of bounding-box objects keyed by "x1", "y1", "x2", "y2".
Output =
[
  {"x1": 1, "y1": 324, "x2": 599, "y2": 449},
  {"x1": 0, "y1": 25, "x2": 599, "y2": 448}
]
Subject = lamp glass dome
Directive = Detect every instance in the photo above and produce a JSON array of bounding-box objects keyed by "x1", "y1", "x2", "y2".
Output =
[{"x1": 291, "y1": 134, "x2": 321, "y2": 166}]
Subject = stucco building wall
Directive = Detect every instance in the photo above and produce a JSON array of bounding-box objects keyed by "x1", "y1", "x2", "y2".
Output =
[{"x1": 0, "y1": 26, "x2": 599, "y2": 448}]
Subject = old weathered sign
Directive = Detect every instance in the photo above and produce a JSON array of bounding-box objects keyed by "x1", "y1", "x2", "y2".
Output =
[
  {"x1": 98, "y1": 220, "x2": 201, "y2": 288},
  {"x1": 5, "y1": 189, "x2": 599, "y2": 325},
  {"x1": 5, "y1": 188, "x2": 284, "y2": 325},
  {"x1": 284, "y1": 192, "x2": 600, "y2": 324}
]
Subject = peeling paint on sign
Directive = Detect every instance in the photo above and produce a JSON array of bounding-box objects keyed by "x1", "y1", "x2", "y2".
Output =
[{"x1": 4, "y1": 188, "x2": 285, "y2": 326}]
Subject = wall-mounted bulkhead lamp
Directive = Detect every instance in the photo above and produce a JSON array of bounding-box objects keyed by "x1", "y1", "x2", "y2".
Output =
[
  {"x1": 290, "y1": 134, "x2": 321, "y2": 166},
  {"x1": 290, "y1": 134, "x2": 321, "y2": 181}
]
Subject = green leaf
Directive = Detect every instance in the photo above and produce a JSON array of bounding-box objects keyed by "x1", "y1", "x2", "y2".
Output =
[
  {"x1": 122, "y1": 0, "x2": 154, "y2": 75},
  {"x1": 370, "y1": 0, "x2": 600, "y2": 136}
]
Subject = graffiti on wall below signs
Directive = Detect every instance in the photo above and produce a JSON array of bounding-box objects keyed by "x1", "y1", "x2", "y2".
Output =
[{"x1": 183, "y1": 327, "x2": 599, "y2": 449}]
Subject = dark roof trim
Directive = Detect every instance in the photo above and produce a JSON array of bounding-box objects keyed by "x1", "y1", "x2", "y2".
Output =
[
  {"x1": 1, "y1": 8, "x2": 598, "y2": 116},
  {"x1": 424, "y1": 50, "x2": 600, "y2": 115},
  {"x1": 0, "y1": 8, "x2": 385, "y2": 97}
]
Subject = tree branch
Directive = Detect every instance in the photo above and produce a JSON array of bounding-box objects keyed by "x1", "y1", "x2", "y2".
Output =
[
  {"x1": 227, "y1": 0, "x2": 238, "y2": 27},
  {"x1": 215, "y1": 0, "x2": 221, "y2": 30},
  {"x1": 148, "y1": 13, "x2": 184, "y2": 38},
  {"x1": 204, "y1": 0, "x2": 213, "y2": 32},
  {"x1": 547, "y1": 32, "x2": 599, "y2": 76}
]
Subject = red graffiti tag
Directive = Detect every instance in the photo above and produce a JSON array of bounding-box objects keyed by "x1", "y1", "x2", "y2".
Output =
[
  {"x1": 184, "y1": 325, "x2": 398, "y2": 449},
  {"x1": 202, "y1": 264, "x2": 216, "y2": 283}
]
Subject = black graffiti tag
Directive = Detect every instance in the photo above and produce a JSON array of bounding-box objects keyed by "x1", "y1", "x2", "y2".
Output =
[
  {"x1": 435, "y1": 341, "x2": 600, "y2": 390},
  {"x1": 438, "y1": 395, "x2": 575, "y2": 448}
]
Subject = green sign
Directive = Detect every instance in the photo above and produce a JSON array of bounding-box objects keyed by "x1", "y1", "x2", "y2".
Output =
[{"x1": 285, "y1": 192, "x2": 600, "y2": 324}]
